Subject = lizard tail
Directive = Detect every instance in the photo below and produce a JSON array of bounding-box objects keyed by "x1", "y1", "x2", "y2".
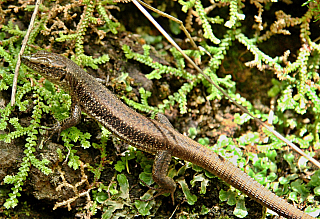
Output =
[{"x1": 172, "y1": 135, "x2": 314, "y2": 219}]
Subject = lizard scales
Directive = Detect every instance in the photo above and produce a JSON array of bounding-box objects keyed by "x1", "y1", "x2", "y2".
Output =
[{"x1": 21, "y1": 51, "x2": 315, "y2": 219}]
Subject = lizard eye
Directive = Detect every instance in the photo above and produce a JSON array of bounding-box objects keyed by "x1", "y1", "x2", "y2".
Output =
[{"x1": 39, "y1": 64, "x2": 46, "y2": 70}]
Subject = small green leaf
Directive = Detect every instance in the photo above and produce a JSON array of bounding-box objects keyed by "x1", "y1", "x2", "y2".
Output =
[
  {"x1": 314, "y1": 186, "x2": 320, "y2": 196},
  {"x1": 291, "y1": 179, "x2": 310, "y2": 200},
  {"x1": 198, "y1": 137, "x2": 210, "y2": 146},
  {"x1": 268, "y1": 79, "x2": 281, "y2": 97},
  {"x1": 219, "y1": 189, "x2": 237, "y2": 205},
  {"x1": 139, "y1": 172, "x2": 153, "y2": 186},
  {"x1": 114, "y1": 160, "x2": 125, "y2": 172},
  {"x1": 96, "y1": 191, "x2": 108, "y2": 203},
  {"x1": 101, "y1": 200, "x2": 124, "y2": 219},
  {"x1": 190, "y1": 173, "x2": 209, "y2": 194},
  {"x1": 177, "y1": 178, "x2": 197, "y2": 205},
  {"x1": 308, "y1": 169, "x2": 320, "y2": 187},
  {"x1": 288, "y1": 191, "x2": 299, "y2": 202},
  {"x1": 233, "y1": 197, "x2": 248, "y2": 218},
  {"x1": 200, "y1": 205, "x2": 210, "y2": 215},
  {"x1": 135, "y1": 190, "x2": 155, "y2": 216},
  {"x1": 117, "y1": 174, "x2": 129, "y2": 200},
  {"x1": 68, "y1": 154, "x2": 80, "y2": 170},
  {"x1": 188, "y1": 127, "x2": 197, "y2": 139},
  {"x1": 304, "y1": 206, "x2": 320, "y2": 218}
]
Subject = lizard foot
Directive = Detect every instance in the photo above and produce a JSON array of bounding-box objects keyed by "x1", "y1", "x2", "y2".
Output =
[
  {"x1": 39, "y1": 121, "x2": 62, "y2": 144},
  {"x1": 139, "y1": 179, "x2": 176, "y2": 205}
]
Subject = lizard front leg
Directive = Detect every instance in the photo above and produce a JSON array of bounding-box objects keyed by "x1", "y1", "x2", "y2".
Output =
[{"x1": 44, "y1": 98, "x2": 82, "y2": 141}]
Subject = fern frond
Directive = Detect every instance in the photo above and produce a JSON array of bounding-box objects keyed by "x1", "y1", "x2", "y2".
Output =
[
  {"x1": 225, "y1": 0, "x2": 245, "y2": 28},
  {"x1": 194, "y1": 1, "x2": 220, "y2": 44},
  {"x1": 97, "y1": 2, "x2": 119, "y2": 34}
]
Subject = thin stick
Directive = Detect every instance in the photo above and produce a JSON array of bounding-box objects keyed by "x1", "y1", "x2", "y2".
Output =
[
  {"x1": 131, "y1": 0, "x2": 320, "y2": 168},
  {"x1": 136, "y1": 0, "x2": 197, "y2": 49},
  {"x1": 11, "y1": 0, "x2": 41, "y2": 106}
]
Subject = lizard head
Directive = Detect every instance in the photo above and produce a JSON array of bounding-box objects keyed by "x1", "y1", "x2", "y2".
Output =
[{"x1": 21, "y1": 50, "x2": 72, "y2": 90}]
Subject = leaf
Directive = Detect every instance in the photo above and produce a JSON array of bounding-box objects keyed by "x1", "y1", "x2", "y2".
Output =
[
  {"x1": 233, "y1": 196, "x2": 248, "y2": 218},
  {"x1": 169, "y1": 18, "x2": 181, "y2": 35},
  {"x1": 114, "y1": 160, "x2": 125, "y2": 172},
  {"x1": 219, "y1": 189, "x2": 237, "y2": 205},
  {"x1": 134, "y1": 190, "x2": 155, "y2": 216},
  {"x1": 101, "y1": 200, "x2": 124, "y2": 219},
  {"x1": 177, "y1": 178, "x2": 197, "y2": 205},
  {"x1": 291, "y1": 179, "x2": 310, "y2": 200},
  {"x1": 96, "y1": 191, "x2": 108, "y2": 203},
  {"x1": 139, "y1": 172, "x2": 153, "y2": 186},
  {"x1": 308, "y1": 169, "x2": 320, "y2": 187},
  {"x1": 117, "y1": 174, "x2": 129, "y2": 200},
  {"x1": 68, "y1": 154, "x2": 80, "y2": 170},
  {"x1": 190, "y1": 173, "x2": 209, "y2": 194}
]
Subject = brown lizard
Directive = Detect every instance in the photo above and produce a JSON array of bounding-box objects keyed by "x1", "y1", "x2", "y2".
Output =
[{"x1": 21, "y1": 50, "x2": 315, "y2": 219}]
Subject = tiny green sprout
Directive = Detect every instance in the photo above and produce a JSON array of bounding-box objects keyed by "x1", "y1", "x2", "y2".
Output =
[
  {"x1": 114, "y1": 160, "x2": 126, "y2": 172},
  {"x1": 188, "y1": 127, "x2": 197, "y2": 139}
]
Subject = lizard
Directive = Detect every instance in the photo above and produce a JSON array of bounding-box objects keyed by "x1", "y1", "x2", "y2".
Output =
[{"x1": 21, "y1": 50, "x2": 315, "y2": 219}]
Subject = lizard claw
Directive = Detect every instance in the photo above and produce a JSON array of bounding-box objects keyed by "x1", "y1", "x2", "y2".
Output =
[
  {"x1": 139, "y1": 179, "x2": 176, "y2": 205},
  {"x1": 39, "y1": 121, "x2": 62, "y2": 144}
]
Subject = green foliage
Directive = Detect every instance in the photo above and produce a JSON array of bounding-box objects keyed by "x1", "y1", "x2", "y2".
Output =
[
  {"x1": 188, "y1": 127, "x2": 197, "y2": 139},
  {"x1": 123, "y1": 44, "x2": 197, "y2": 113},
  {"x1": 1, "y1": 0, "x2": 320, "y2": 217},
  {"x1": 123, "y1": 43, "x2": 235, "y2": 113},
  {"x1": 97, "y1": 2, "x2": 120, "y2": 34},
  {"x1": 194, "y1": 1, "x2": 220, "y2": 44},
  {"x1": 88, "y1": 129, "x2": 110, "y2": 182},
  {"x1": 134, "y1": 195, "x2": 155, "y2": 216},
  {"x1": 219, "y1": 189, "x2": 236, "y2": 205},
  {"x1": 122, "y1": 87, "x2": 160, "y2": 116},
  {"x1": 224, "y1": 0, "x2": 245, "y2": 28},
  {"x1": 74, "y1": 53, "x2": 110, "y2": 70},
  {"x1": 114, "y1": 151, "x2": 136, "y2": 173},
  {"x1": 1, "y1": 20, "x2": 26, "y2": 38},
  {"x1": 92, "y1": 174, "x2": 135, "y2": 218},
  {"x1": 60, "y1": 127, "x2": 92, "y2": 170},
  {"x1": 0, "y1": 46, "x2": 56, "y2": 209},
  {"x1": 213, "y1": 132, "x2": 318, "y2": 216},
  {"x1": 233, "y1": 196, "x2": 248, "y2": 218},
  {"x1": 115, "y1": 73, "x2": 133, "y2": 92},
  {"x1": 54, "y1": 0, "x2": 113, "y2": 68},
  {"x1": 176, "y1": 178, "x2": 198, "y2": 205},
  {"x1": 220, "y1": 191, "x2": 248, "y2": 217},
  {"x1": 117, "y1": 174, "x2": 130, "y2": 199},
  {"x1": 190, "y1": 173, "x2": 209, "y2": 194},
  {"x1": 123, "y1": 44, "x2": 195, "y2": 80},
  {"x1": 179, "y1": 0, "x2": 196, "y2": 12},
  {"x1": 290, "y1": 179, "x2": 310, "y2": 202},
  {"x1": 0, "y1": 1, "x2": 119, "y2": 210},
  {"x1": 302, "y1": 0, "x2": 320, "y2": 21},
  {"x1": 0, "y1": 86, "x2": 52, "y2": 208}
]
